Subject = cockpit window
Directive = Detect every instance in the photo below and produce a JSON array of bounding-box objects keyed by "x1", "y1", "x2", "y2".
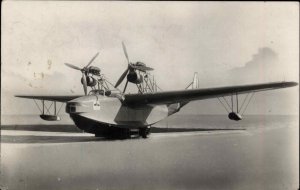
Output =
[{"x1": 89, "y1": 89, "x2": 111, "y2": 96}]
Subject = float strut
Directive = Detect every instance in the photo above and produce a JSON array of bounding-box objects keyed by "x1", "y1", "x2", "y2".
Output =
[
  {"x1": 42, "y1": 100, "x2": 44, "y2": 114},
  {"x1": 236, "y1": 92, "x2": 238, "y2": 113},
  {"x1": 231, "y1": 94, "x2": 233, "y2": 112},
  {"x1": 54, "y1": 101, "x2": 56, "y2": 115}
]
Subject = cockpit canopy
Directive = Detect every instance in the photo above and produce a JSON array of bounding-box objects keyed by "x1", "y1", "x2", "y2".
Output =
[{"x1": 89, "y1": 89, "x2": 111, "y2": 96}]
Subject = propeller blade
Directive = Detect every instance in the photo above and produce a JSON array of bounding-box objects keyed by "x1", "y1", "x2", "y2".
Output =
[
  {"x1": 85, "y1": 52, "x2": 99, "y2": 68},
  {"x1": 82, "y1": 72, "x2": 88, "y2": 95},
  {"x1": 65, "y1": 63, "x2": 81, "y2": 70},
  {"x1": 142, "y1": 66, "x2": 154, "y2": 71},
  {"x1": 122, "y1": 42, "x2": 130, "y2": 64},
  {"x1": 115, "y1": 68, "x2": 129, "y2": 88}
]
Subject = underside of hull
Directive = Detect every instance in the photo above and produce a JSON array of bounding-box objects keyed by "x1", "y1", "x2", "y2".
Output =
[{"x1": 69, "y1": 114, "x2": 150, "y2": 139}]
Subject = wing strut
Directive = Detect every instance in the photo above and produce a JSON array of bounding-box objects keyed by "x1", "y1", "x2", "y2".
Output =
[
  {"x1": 32, "y1": 99, "x2": 64, "y2": 121},
  {"x1": 217, "y1": 92, "x2": 256, "y2": 120},
  {"x1": 33, "y1": 99, "x2": 42, "y2": 113},
  {"x1": 217, "y1": 97, "x2": 230, "y2": 113},
  {"x1": 240, "y1": 92, "x2": 255, "y2": 116},
  {"x1": 42, "y1": 100, "x2": 45, "y2": 114}
]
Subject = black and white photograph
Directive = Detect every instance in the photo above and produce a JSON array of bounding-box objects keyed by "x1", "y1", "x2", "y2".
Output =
[{"x1": 1, "y1": 1, "x2": 299, "y2": 190}]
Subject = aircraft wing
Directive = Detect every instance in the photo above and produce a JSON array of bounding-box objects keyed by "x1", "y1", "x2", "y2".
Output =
[
  {"x1": 15, "y1": 95, "x2": 81, "y2": 102},
  {"x1": 123, "y1": 81, "x2": 297, "y2": 106}
]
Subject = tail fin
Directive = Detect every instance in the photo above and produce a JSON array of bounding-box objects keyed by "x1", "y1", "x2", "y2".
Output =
[
  {"x1": 186, "y1": 72, "x2": 199, "y2": 89},
  {"x1": 180, "y1": 72, "x2": 199, "y2": 108},
  {"x1": 192, "y1": 72, "x2": 199, "y2": 89}
]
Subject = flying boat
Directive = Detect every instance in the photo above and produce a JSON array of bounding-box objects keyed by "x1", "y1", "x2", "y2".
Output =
[{"x1": 16, "y1": 42, "x2": 298, "y2": 139}]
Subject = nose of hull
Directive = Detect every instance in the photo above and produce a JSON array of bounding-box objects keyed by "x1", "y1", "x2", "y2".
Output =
[
  {"x1": 66, "y1": 96, "x2": 101, "y2": 114},
  {"x1": 66, "y1": 102, "x2": 83, "y2": 114}
]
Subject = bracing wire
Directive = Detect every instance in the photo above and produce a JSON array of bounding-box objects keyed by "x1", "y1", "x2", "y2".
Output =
[
  {"x1": 236, "y1": 93, "x2": 239, "y2": 113},
  {"x1": 218, "y1": 92, "x2": 255, "y2": 115},
  {"x1": 241, "y1": 92, "x2": 255, "y2": 116},
  {"x1": 239, "y1": 93, "x2": 250, "y2": 113},
  {"x1": 103, "y1": 75, "x2": 122, "y2": 93},
  {"x1": 44, "y1": 101, "x2": 54, "y2": 115},
  {"x1": 33, "y1": 99, "x2": 42, "y2": 113},
  {"x1": 57, "y1": 103, "x2": 65, "y2": 115},
  {"x1": 217, "y1": 97, "x2": 230, "y2": 113},
  {"x1": 222, "y1": 96, "x2": 232, "y2": 111},
  {"x1": 156, "y1": 85, "x2": 162, "y2": 91}
]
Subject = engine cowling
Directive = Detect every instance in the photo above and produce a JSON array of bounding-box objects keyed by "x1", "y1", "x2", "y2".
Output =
[
  {"x1": 127, "y1": 71, "x2": 143, "y2": 84},
  {"x1": 88, "y1": 66, "x2": 101, "y2": 76},
  {"x1": 228, "y1": 112, "x2": 242, "y2": 121},
  {"x1": 81, "y1": 76, "x2": 97, "y2": 87}
]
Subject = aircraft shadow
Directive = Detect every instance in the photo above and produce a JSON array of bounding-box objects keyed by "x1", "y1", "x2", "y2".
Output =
[
  {"x1": 150, "y1": 127, "x2": 244, "y2": 133},
  {"x1": 1, "y1": 135, "x2": 107, "y2": 144},
  {"x1": 1, "y1": 126, "x2": 244, "y2": 144},
  {"x1": 1, "y1": 125, "x2": 81, "y2": 133},
  {"x1": 2, "y1": 125, "x2": 245, "y2": 133}
]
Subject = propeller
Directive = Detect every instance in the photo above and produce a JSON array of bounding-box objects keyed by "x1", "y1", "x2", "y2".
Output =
[
  {"x1": 65, "y1": 52, "x2": 99, "y2": 95},
  {"x1": 115, "y1": 42, "x2": 130, "y2": 88},
  {"x1": 122, "y1": 42, "x2": 130, "y2": 64},
  {"x1": 115, "y1": 42, "x2": 153, "y2": 88},
  {"x1": 115, "y1": 66, "x2": 129, "y2": 88},
  {"x1": 65, "y1": 63, "x2": 81, "y2": 70},
  {"x1": 82, "y1": 72, "x2": 87, "y2": 95},
  {"x1": 86, "y1": 52, "x2": 100, "y2": 68}
]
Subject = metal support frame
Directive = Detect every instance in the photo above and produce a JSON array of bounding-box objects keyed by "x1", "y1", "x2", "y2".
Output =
[
  {"x1": 240, "y1": 92, "x2": 255, "y2": 115},
  {"x1": 118, "y1": 71, "x2": 161, "y2": 94},
  {"x1": 33, "y1": 99, "x2": 64, "y2": 116},
  {"x1": 42, "y1": 100, "x2": 44, "y2": 114},
  {"x1": 87, "y1": 74, "x2": 121, "y2": 96},
  {"x1": 217, "y1": 92, "x2": 255, "y2": 116},
  {"x1": 135, "y1": 72, "x2": 159, "y2": 94}
]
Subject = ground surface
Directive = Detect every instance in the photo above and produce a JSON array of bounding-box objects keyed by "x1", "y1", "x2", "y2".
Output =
[{"x1": 1, "y1": 116, "x2": 299, "y2": 190}]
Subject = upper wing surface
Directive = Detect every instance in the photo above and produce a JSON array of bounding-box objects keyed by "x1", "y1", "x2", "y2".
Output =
[{"x1": 123, "y1": 81, "x2": 297, "y2": 106}]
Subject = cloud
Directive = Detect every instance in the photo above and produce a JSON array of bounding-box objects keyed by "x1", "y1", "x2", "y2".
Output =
[
  {"x1": 1, "y1": 70, "x2": 82, "y2": 115},
  {"x1": 228, "y1": 47, "x2": 283, "y2": 84},
  {"x1": 232, "y1": 47, "x2": 278, "y2": 71}
]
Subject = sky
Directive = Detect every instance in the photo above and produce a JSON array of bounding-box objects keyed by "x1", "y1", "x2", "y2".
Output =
[{"x1": 1, "y1": 1, "x2": 299, "y2": 117}]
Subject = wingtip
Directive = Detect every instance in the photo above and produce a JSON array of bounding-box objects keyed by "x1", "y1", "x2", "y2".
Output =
[
  {"x1": 284, "y1": 81, "x2": 298, "y2": 87},
  {"x1": 291, "y1": 81, "x2": 298, "y2": 86},
  {"x1": 289, "y1": 81, "x2": 298, "y2": 85}
]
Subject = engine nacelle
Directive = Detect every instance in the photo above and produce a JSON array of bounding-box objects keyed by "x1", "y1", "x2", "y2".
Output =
[
  {"x1": 127, "y1": 71, "x2": 143, "y2": 84},
  {"x1": 228, "y1": 112, "x2": 242, "y2": 121},
  {"x1": 81, "y1": 76, "x2": 97, "y2": 87},
  {"x1": 88, "y1": 66, "x2": 101, "y2": 76}
]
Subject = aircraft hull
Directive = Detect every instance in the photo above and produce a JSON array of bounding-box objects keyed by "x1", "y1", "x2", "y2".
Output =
[{"x1": 66, "y1": 95, "x2": 181, "y2": 135}]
